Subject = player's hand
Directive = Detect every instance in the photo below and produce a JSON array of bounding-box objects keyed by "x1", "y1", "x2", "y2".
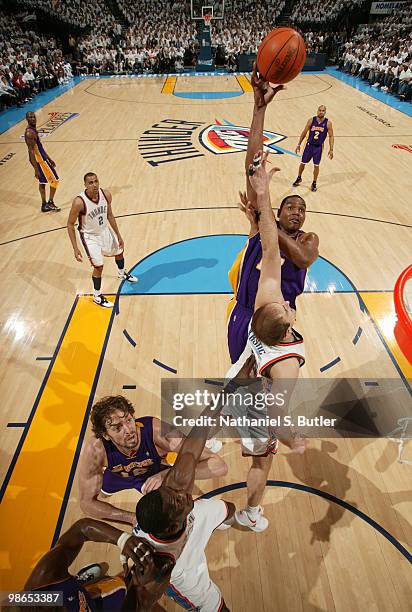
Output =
[
  {"x1": 295, "y1": 145, "x2": 301, "y2": 154},
  {"x1": 251, "y1": 62, "x2": 285, "y2": 108},
  {"x1": 123, "y1": 538, "x2": 175, "y2": 586},
  {"x1": 141, "y1": 470, "x2": 168, "y2": 495},
  {"x1": 248, "y1": 150, "x2": 280, "y2": 196},
  {"x1": 48, "y1": 158, "x2": 56, "y2": 167},
  {"x1": 328, "y1": 150, "x2": 334, "y2": 159},
  {"x1": 73, "y1": 247, "x2": 83, "y2": 262},
  {"x1": 121, "y1": 537, "x2": 156, "y2": 585},
  {"x1": 118, "y1": 236, "x2": 124, "y2": 251},
  {"x1": 238, "y1": 191, "x2": 258, "y2": 226}
]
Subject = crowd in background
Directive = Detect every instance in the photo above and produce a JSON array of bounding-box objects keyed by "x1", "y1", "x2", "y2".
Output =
[
  {"x1": 339, "y1": 4, "x2": 412, "y2": 101},
  {"x1": 1, "y1": 0, "x2": 412, "y2": 110},
  {"x1": 0, "y1": 10, "x2": 72, "y2": 109}
]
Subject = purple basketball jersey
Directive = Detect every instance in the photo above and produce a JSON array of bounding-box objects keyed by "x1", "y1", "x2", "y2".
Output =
[
  {"x1": 227, "y1": 232, "x2": 307, "y2": 363},
  {"x1": 101, "y1": 416, "x2": 169, "y2": 494},
  {"x1": 307, "y1": 116, "x2": 328, "y2": 146}
]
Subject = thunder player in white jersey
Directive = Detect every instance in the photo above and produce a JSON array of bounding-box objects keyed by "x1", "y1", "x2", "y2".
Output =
[
  {"x1": 130, "y1": 364, "x2": 254, "y2": 611},
  {"x1": 67, "y1": 172, "x2": 137, "y2": 307}
]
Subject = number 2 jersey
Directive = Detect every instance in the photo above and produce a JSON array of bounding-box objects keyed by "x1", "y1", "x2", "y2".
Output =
[{"x1": 78, "y1": 188, "x2": 108, "y2": 235}]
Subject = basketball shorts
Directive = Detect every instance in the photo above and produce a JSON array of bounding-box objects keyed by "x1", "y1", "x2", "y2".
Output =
[
  {"x1": 224, "y1": 323, "x2": 305, "y2": 456},
  {"x1": 36, "y1": 156, "x2": 59, "y2": 188},
  {"x1": 227, "y1": 301, "x2": 253, "y2": 364},
  {"x1": 166, "y1": 557, "x2": 223, "y2": 612},
  {"x1": 301, "y1": 142, "x2": 323, "y2": 166},
  {"x1": 80, "y1": 227, "x2": 123, "y2": 267},
  {"x1": 84, "y1": 576, "x2": 126, "y2": 611}
]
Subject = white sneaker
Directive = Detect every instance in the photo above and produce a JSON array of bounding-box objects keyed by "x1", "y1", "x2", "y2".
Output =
[
  {"x1": 235, "y1": 506, "x2": 268, "y2": 532},
  {"x1": 205, "y1": 438, "x2": 222, "y2": 453},
  {"x1": 118, "y1": 271, "x2": 138, "y2": 283},
  {"x1": 93, "y1": 294, "x2": 113, "y2": 308}
]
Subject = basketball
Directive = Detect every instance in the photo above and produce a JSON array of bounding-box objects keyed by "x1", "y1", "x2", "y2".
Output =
[{"x1": 257, "y1": 27, "x2": 306, "y2": 84}]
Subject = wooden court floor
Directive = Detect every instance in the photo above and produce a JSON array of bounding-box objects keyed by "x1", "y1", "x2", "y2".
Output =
[{"x1": 0, "y1": 72, "x2": 411, "y2": 610}]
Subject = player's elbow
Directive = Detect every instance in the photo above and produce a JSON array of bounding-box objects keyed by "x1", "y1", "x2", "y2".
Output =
[{"x1": 79, "y1": 495, "x2": 98, "y2": 516}]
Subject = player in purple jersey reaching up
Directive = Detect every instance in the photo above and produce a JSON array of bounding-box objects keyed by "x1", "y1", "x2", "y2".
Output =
[
  {"x1": 79, "y1": 396, "x2": 227, "y2": 525},
  {"x1": 293, "y1": 105, "x2": 334, "y2": 192}
]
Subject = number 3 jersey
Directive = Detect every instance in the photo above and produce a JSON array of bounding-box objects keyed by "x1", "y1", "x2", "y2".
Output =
[{"x1": 78, "y1": 188, "x2": 108, "y2": 235}]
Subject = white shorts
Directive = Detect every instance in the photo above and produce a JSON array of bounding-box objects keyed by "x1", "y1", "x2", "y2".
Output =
[
  {"x1": 167, "y1": 559, "x2": 223, "y2": 611},
  {"x1": 224, "y1": 324, "x2": 305, "y2": 456},
  {"x1": 80, "y1": 227, "x2": 122, "y2": 267}
]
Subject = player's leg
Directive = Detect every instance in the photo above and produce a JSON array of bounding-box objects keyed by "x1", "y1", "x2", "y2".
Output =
[
  {"x1": 115, "y1": 252, "x2": 138, "y2": 283},
  {"x1": 311, "y1": 164, "x2": 320, "y2": 191},
  {"x1": 47, "y1": 184, "x2": 60, "y2": 211},
  {"x1": 39, "y1": 183, "x2": 48, "y2": 210},
  {"x1": 293, "y1": 161, "x2": 306, "y2": 186},
  {"x1": 104, "y1": 227, "x2": 137, "y2": 283},
  {"x1": 235, "y1": 453, "x2": 274, "y2": 532}
]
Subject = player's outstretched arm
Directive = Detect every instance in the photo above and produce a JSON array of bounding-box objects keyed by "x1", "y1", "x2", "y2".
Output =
[
  {"x1": 25, "y1": 518, "x2": 156, "y2": 591},
  {"x1": 67, "y1": 197, "x2": 85, "y2": 262},
  {"x1": 246, "y1": 63, "x2": 284, "y2": 205},
  {"x1": 295, "y1": 118, "x2": 312, "y2": 154},
  {"x1": 78, "y1": 438, "x2": 136, "y2": 525},
  {"x1": 248, "y1": 151, "x2": 283, "y2": 310}
]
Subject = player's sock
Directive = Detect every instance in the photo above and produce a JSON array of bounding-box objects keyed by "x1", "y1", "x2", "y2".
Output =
[
  {"x1": 92, "y1": 275, "x2": 102, "y2": 298},
  {"x1": 245, "y1": 505, "x2": 260, "y2": 518},
  {"x1": 115, "y1": 257, "x2": 125, "y2": 273},
  {"x1": 116, "y1": 258, "x2": 138, "y2": 282}
]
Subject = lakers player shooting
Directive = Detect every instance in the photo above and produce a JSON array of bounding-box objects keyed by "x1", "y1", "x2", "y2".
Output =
[
  {"x1": 293, "y1": 105, "x2": 334, "y2": 192},
  {"x1": 67, "y1": 172, "x2": 137, "y2": 308},
  {"x1": 25, "y1": 112, "x2": 60, "y2": 213}
]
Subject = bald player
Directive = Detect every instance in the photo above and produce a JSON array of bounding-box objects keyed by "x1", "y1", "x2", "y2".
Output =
[{"x1": 293, "y1": 105, "x2": 334, "y2": 192}]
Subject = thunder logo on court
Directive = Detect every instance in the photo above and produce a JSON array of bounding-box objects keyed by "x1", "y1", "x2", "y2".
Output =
[
  {"x1": 199, "y1": 120, "x2": 287, "y2": 155},
  {"x1": 138, "y1": 119, "x2": 290, "y2": 166}
]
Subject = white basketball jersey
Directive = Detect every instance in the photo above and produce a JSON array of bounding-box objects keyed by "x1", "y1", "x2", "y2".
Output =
[
  {"x1": 78, "y1": 188, "x2": 108, "y2": 235},
  {"x1": 133, "y1": 499, "x2": 228, "y2": 575}
]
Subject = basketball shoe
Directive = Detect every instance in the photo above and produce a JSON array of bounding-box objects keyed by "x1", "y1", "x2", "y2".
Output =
[
  {"x1": 93, "y1": 294, "x2": 113, "y2": 308},
  {"x1": 118, "y1": 271, "x2": 138, "y2": 282},
  {"x1": 235, "y1": 506, "x2": 268, "y2": 532},
  {"x1": 293, "y1": 176, "x2": 302, "y2": 187}
]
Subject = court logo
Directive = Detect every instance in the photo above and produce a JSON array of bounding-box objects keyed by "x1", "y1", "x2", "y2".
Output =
[
  {"x1": 392, "y1": 144, "x2": 412, "y2": 154},
  {"x1": 139, "y1": 119, "x2": 293, "y2": 166},
  {"x1": 199, "y1": 120, "x2": 287, "y2": 155},
  {"x1": 139, "y1": 119, "x2": 206, "y2": 166},
  {"x1": 21, "y1": 112, "x2": 80, "y2": 139},
  {"x1": 357, "y1": 106, "x2": 393, "y2": 127},
  {"x1": 0, "y1": 152, "x2": 16, "y2": 166}
]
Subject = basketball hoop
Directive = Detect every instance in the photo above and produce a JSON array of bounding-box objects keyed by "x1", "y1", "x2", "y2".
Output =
[{"x1": 203, "y1": 14, "x2": 211, "y2": 28}]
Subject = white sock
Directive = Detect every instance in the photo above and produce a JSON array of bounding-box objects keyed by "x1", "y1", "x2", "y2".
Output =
[
  {"x1": 93, "y1": 289, "x2": 101, "y2": 298},
  {"x1": 246, "y1": 505, "x2": 260, "y2": 518}
]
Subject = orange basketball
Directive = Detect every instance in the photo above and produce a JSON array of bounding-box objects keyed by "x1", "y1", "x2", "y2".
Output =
[{"x1": 257, "y1": 27, "x2": 306, "y2": 84}]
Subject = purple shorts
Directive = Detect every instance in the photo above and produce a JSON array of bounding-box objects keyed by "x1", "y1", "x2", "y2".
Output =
[
  {"x1": 302, "y1": 143, "x2": 323, "y2": 165},
  {"x1": 227, "y1": 302, "x2": 253, "y2": 364}
]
